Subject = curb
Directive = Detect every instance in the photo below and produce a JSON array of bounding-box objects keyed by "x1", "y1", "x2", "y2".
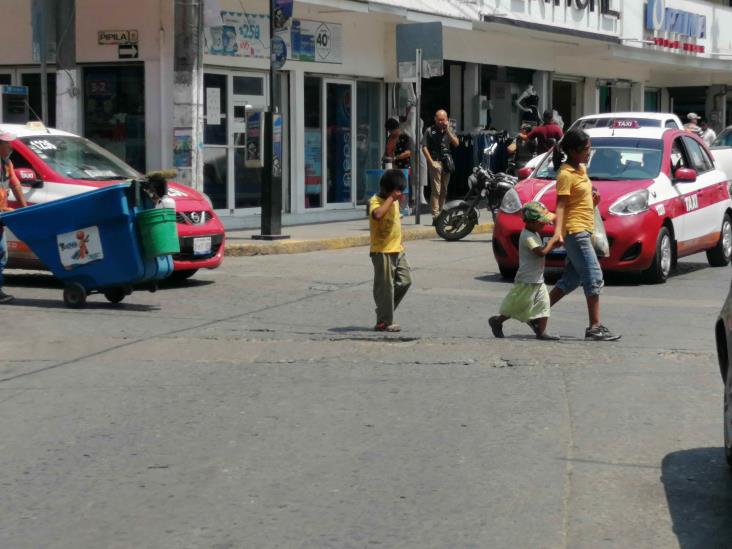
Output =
[{"x1": 224, "y1": 222, "x2": 494, "y2": 256}]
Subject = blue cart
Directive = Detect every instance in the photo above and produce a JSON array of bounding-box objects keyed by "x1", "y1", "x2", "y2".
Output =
[{"x1": 1, "y1": 182, "x2": 173, "y2": 308}]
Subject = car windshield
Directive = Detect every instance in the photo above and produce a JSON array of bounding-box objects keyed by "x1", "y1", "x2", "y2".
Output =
[
  {"x1": 712, "y1": 129, "x2": 732, "y2": 147},
  {"x1": 573, "y1": 118, "x2": 663, "y2": 130},
  {"x1": 20, "y1": 135, "x2": 140, "y2": 180},
  {"x1": 534, "y1": 137, "x2": 664, "y2": 181}
]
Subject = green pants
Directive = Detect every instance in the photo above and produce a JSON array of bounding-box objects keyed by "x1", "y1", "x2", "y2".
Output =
[{"x1": 371, "y1": 252, "x2": 412, "y2": 325}]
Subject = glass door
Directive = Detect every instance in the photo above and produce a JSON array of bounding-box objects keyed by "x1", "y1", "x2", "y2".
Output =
[
  {"x1": 323, "y1": 79, "x2": 356, "y2": 208},
  {"x1": 203, "y1": 70, "x2": 267, "y2": 213}
]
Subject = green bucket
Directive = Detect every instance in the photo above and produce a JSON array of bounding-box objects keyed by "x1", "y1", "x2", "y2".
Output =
[{"x1": 137, "y1": 208, "x2": 180, "y2": 258}]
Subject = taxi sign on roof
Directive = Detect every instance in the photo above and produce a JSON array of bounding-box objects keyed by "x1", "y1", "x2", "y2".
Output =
[{"x1": 611, "y1": 119, "x2": 640, "y2": 129}]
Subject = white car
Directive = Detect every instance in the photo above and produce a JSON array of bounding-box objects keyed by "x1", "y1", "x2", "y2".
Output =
[
  {"x1": 521, "y1": 112, "x2": 684, "y2": 174},
  {"x1": 710, "y1": 127, "x2": 732, "y2": 182}
]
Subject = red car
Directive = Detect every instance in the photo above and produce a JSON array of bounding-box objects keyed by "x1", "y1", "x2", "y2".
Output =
[
  {"x1": 493, "y1": 125, "x2": 732, "y2": 283},
  {"x1": 2, "y1": 123, "x2": 225, "y2": 280}
]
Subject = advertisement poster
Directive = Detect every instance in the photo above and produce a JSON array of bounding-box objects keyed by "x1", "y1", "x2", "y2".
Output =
[
  {"x1": 304, "y1": 129, "x2": 322, "y2": 203},
  {"x1": 57, "y1": 226, "x2": 104, "y2": 270},
  {"x1": 173, "y1": 127, "x2": 193, "y2": 169},
  {"x1": 204, "y1": 12, "x2": 342, "y2": 64},
  {"x1": 330, "y1": 85, "x2": 352, "y2": 203},
  {"x1": 245, "y1": 111, "x2": 264, "y2": 168},
  {"x1": 273, "y1": 0, "x2": 293, "y2": 32},
  {"x1": 206, "y1": 87, "x2": 221, "y2": 124},
  {"x1": 273, "y1": 114, "x2": 283, "y2": 179}
]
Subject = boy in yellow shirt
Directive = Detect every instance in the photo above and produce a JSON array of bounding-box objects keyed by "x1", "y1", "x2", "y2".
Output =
[{"x1": 368, "y1": 170, "x2": 412, "y2": 332}]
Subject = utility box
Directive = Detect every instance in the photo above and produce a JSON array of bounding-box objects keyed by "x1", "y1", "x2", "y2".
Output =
[{"x1": 0, "y1": 86, "x2": 29, "y2": 124}]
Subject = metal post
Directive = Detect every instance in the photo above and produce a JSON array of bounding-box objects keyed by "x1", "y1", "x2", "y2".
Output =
[
  {"x1": 414, "y1": 48, "x2": 422, "y2": 225},
  {"x1": 254, "y1": 0, "x2": 289, "y2": 240},
  {"x1": 39, "y1": 0, "x2": 49, "y2": 125}
]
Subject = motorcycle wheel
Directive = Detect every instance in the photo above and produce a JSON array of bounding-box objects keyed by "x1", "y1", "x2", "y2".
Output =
[{"x1": 436, "y1": 205, "x2": 477, "y2": 241}]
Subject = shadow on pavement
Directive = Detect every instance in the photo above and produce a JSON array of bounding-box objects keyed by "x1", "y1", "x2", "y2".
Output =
[
  {"x1": 5, "y1": 272, "x2": 214, "y2": 291},
  {"x1": 8, "y1": 297, "x2": 160, "y2": 312},
  {"x1": 329, "y1": 326, "x2": 374, "y2": 333},
  {"x1": 661, "y1": 447, "x2": 732, "y2": 548}
]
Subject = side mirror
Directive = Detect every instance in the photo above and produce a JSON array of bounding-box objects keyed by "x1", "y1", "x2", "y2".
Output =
[
  {"x1": 15, "y1": 167, "x2": 43, "y2": 188},
  {"x1": 518, "y1": 167, "x2": 533, "y2": 181},
  {"x1": 674, "y1": 167, "x2": 697, "y2": 183}
]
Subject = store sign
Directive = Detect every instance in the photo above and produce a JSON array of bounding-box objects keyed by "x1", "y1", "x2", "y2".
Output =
[
  {"x1": 644, "y1": 0, "x2": 707, "y2": 53},
  {"x1": 98, "y1": 30, "x2": 139, "y2": 45},
  {"x1": 544, "y1": 0, "x2": 619, "y2": 18},
  {"x1": 645, "y1": 0, "x2": 705, "y2": 37},
  {"x1": 204, "y1": 12, "x2": 342, "y2": 64}
]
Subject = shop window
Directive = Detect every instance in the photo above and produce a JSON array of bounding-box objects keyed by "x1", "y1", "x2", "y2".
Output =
[
  {"x1": 233, "y1": 76, "x2": 263, "y2": 96},
  {"x1": 22, "y1": 72, "x2": 56, "y2": 127},
  {"x1": 0, "y1": 74, "x2": 11, "y2": 86},
  {"x1": 83, "y1": 65, "x2": 145, "y2": 172},
  {"x1": 356, "y1": 81, "x2": 382, "y2": 205},
  {"x1": 304, "y1": 76, "x2": 322, "y2": 208},
  {"x1": 644, "y1": 90, "x2": 660, "y2": 113}
]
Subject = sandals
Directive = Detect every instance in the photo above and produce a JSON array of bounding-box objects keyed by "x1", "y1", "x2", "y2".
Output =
[{"x1": 374, "y1": 322, "x2": 401, "y2": 332}]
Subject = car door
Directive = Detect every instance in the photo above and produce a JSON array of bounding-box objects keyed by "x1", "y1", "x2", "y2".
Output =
[{"x1": 680, "y1": 135, "x2": 728, "y2": 252}]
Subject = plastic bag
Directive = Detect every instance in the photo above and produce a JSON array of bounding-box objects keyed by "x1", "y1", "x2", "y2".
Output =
[{"x1": 592, "y1": 208, "x2": 610, "y2": 258}]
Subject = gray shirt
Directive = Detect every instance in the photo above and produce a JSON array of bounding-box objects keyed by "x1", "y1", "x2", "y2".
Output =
[{"x1": 515, "y1": 229, "x2": 545, "y2": 284}]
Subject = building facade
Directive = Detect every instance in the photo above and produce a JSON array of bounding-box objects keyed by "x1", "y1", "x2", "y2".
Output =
[{"x1": 1, "y1": 0, "x2": 732, "y2": 227}]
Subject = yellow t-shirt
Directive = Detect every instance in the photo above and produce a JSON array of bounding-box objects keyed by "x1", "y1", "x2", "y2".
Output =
[
  {"x1": 556, "y1": 163, "x2": 594, "y2": 235},
  {"x1": 368, "y1": 195, "x2": 403, "y2": 253}
]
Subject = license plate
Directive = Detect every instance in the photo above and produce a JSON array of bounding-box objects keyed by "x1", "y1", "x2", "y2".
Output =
[
  {"x1": 193, "y1": 236, "x2": 212, "y2": 256},
  {"x1": 543, "y1": 236, "x2": 566, "y2": 256}
]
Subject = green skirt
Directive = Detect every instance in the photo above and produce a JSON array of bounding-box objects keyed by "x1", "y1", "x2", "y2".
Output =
[{"x1": 499, "y1": 282, "x2": 550, "y2": 323}]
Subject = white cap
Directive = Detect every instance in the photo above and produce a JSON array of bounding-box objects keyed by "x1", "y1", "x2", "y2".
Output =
[
  {"x1": 0, "y1": 130, "x2": 16, "y2": 142},
  {"x1": 687, "y1": 112, "x2": 700, "y2": 121}
]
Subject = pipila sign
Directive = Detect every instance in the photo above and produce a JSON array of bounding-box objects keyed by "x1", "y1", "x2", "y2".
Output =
[{"x1": 543, "y1": 0, "x2": 620, "y2": 18}]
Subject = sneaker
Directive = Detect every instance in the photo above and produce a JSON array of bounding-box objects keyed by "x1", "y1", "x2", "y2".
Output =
[
  {"x1": 488, "y1": 316, "x2": 504, "y2": 338},
  {"x1": 585, "y1": 325, "x2": 621, "y2": 341},
  {"x1": 375, "y1": 322, "x2": 401, "y2": 332},
  {"x1": 0, "y1": 291, "x2": 14, "y2": 304},
  {"x1": 536, "y1": 332, "x2": 560, "y2": 341},
  {"x1": 432, "y1": 218, "x2": 438, "y2": 226}
]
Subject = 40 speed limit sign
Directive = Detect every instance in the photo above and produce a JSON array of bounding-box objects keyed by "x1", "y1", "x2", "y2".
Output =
[{"x1": 315, "y1": 24, "x2": 332, "y2": 61}]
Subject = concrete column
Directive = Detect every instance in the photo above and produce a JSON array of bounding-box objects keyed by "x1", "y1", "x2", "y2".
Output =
[
  {"x1": 631, "y1": 82, "x2": 645, "y2": 112},
  {"x1": 583, "y1": 78, "x2": 599, "y2": 116},
  {"x1": 55, "y1": 0, "x2": 81, "y2": 134},
  {"x1": 661, "y1": 88, "x2": 671, "y2": 112},
  {"x1": 173, "y1": 0, "x2": 204, "y2": 190},
  {"x1": 463, "y1": 63, "x2": 480, "y2": 131},
  {"x1": 291, "y1": 69, "x2": 306, "y2": 214},
  {"x1": 532, "y1": 71, "x2": 551, "y2": 115},
  {"x1": 449, "y1": 64, "x2": 462, "y2": 130}
]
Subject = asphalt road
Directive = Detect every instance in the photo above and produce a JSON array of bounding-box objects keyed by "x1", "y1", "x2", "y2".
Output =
[{"x1": 0, "y1": 233, "x2": 730, "y2": 549}]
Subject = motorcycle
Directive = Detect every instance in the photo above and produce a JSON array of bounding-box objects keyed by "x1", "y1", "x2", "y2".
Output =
[{"x1": 435, "y1": 146, "x2": 517, "y2": 241}]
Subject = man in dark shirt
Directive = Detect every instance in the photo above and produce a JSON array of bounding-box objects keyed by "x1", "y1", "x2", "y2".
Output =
[
  {"x1": 422, "y1": 109, "x2": 458, "y2": 222},
  {"x1": 520, "y1": 110, "x2": 564, "y2": 154}
]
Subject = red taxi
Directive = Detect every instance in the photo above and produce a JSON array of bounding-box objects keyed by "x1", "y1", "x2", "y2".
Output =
[
  {"x1": 493, "y1": 123, "x2": 732, "y2": 283},
  {"x1": 2, "y1": 123, "x2": 225, "y2": 280}
]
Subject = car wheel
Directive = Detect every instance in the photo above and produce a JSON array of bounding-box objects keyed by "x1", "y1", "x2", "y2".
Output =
[
  {"x1": 643, "y1": 227, "x2": 672, "y2": 284},
  {"x1": 169, "y1": 269, "x2": 199, "y2": 282},
  {"x1": 103, "y1": 288, "x2": 127, "y2": 304},
  {"x1": 498, "y1": 264, "x2": 517, "y2": 280},
  {"x1": 707, "y1": 213, "x2": 732, "y2": 267}
]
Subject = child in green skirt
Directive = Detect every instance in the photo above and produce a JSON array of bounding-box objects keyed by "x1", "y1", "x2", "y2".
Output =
[{"x1": 489, "y1": 202, "x2": 561, "y2": 340}]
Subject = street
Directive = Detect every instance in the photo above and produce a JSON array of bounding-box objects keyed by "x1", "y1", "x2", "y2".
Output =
[{"x1": 0, "y1": 232, "x2": 730, "y2": 549}]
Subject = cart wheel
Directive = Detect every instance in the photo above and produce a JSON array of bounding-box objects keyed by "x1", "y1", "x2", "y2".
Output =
[
  {"x1": 103, "y1": 288, "x2": 127, "y2": 304},
  {"x1": 63, "y1": 283, "x2": 87, "y2": 309}
]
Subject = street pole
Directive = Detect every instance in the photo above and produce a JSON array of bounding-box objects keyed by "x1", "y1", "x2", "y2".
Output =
[
  {"x1": 414, "y1": 48, "x2": 422, "y2": 225},
  {"x1": 253, "y1": 0, "x2": 289, "y2": 241},
  {"x1": 39, "y1": 0, "x2": 49, "y2": 125}
]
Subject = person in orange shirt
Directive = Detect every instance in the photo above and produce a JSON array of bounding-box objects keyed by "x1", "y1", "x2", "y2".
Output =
[
  {"x1": 549, "y1": 129, "x2": 620, "y2": 341},
  {"x1": 0, "y1": 130, "x2": 29, "y2": 304}
]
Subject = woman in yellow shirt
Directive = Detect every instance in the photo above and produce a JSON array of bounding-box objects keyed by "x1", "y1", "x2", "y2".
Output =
[{"x1": 549, "y1": 129, "x2": 620, "y2": 341}]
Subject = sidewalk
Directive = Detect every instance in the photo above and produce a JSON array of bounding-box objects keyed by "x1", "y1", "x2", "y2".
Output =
[{"x1": 224, "y1": 214, "x2": 494, "y2": 256}]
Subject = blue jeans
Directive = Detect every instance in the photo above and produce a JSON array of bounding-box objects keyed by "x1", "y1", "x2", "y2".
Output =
[
  {"x1": 555, "y1": 231, "x2": 604, "y2": 297},
  {"x1": 0, "y1": 229, "x2": 6, "y2": 288}
]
